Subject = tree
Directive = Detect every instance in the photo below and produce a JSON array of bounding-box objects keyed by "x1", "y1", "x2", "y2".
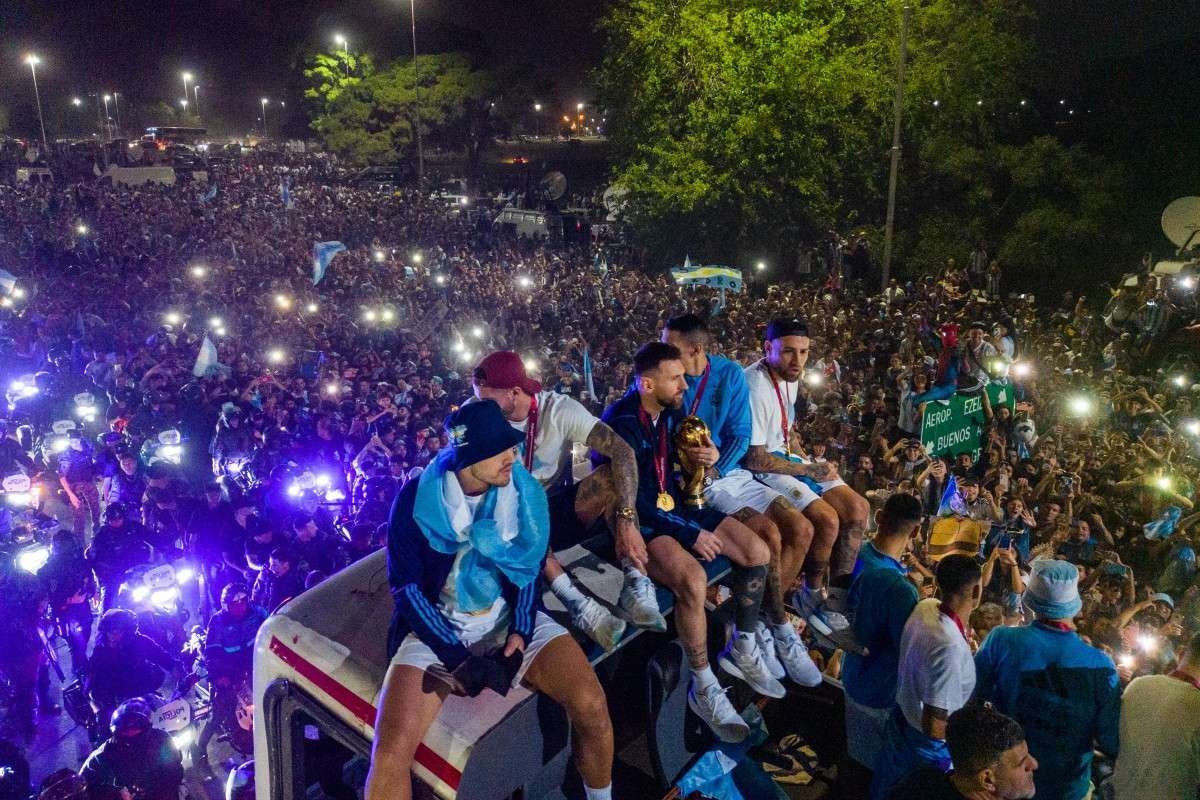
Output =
[
  {"x1": 597, "y1": 0, "x2": 1130, "y2": 289},
  {"x1": 309, "y1": 52, "x2": 497, "y2": 174},
  {"x1": 304, "y1": 50, "x2": 376, "y2": 111}
]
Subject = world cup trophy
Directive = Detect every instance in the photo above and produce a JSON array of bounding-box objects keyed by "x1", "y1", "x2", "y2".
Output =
[{"x1": 674, "y1": 415, "x2": 712, "y2": 509}]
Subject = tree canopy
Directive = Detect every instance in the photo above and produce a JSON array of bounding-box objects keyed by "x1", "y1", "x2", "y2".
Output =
[{"x1": 598, "y1": 0, "x2": 1130, "y2": 292}]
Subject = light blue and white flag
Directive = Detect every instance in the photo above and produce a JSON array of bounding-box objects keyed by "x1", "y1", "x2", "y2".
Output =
[
  {"x1": 937, "y1": 475, "x2": 969, "y2": 517},
  {"x1": 312, "y1": 241, "x2": 347, "y2": 285},
  {"x1": 712, "y1": 288, "x2": 727, "y2": 315},
  {"x1": 582, "y1": 346, "x2": 597, "y2": 401},
  {"x1": 201, "y1": 183, "x2": 218, "y2": 203},
  {"x1": 671, "y1": 261, "x2": 743, "y2": 293},
  {"x1": 0, "y1": 269, "x2": 17, "y2": 295},
  {"x1": 193, "y1": 335, "x2": 222, "y2": 378},
  {"x1": 280, "y1": 177, "x2": 293, "y2": 209}
]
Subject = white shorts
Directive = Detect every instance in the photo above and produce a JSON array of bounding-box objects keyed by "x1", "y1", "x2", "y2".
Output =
[
  {"x1": 704, "y1": 468, "x2": 782, "y2": 515},
  {"x1": 818, "y1": 478, "x2": 848, "y2": 493},
  {"x1": 753, "y1": 472, "x2": 822, "y2": 512},
  {"x1": 391, "y1": 611, "x2": 568, "y2": 690}
]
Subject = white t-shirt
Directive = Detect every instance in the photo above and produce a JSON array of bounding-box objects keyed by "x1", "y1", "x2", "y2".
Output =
[
  {"x1": 508, "y1": 390, "x2": 598, "y2": 490},
  {"x1": 744, "y1": 360, "x2": 798, "y2": 455},
  {"x1": 896, "y1": 598, "x2": 976, "y2": 733}
]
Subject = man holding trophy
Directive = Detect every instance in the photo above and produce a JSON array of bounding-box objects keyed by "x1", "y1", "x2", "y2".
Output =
[{"x1": 597, "y1": 341, "x2": 783, "y2": 743}]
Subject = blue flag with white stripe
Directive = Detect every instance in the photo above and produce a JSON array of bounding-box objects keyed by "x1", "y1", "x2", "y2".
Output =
[
  {"x1": 201, "y1": 183, "x2": 218, "y2": 203},
  {"x1": 312, "y1": 241, "x2": 347, "y2": 285},
  {"x1": 280, "y1": 177, "x2": 293, "y2": 209},
  {"x1": 582, "y1": 346, "x2": 597, "y2": 401},
  {"x1": 671, "y1": 263, "x2": 744, "y2": 293}
]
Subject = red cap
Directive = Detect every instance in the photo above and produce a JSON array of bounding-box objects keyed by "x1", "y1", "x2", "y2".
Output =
[{"x1": 473, "y1": 351, "x2": 542, "y2": 395}]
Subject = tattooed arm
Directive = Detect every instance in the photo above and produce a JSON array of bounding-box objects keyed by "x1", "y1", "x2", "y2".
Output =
[
  {"x1": 585, "y1": 421, "x2": 639, "y2": 515},
  {"x1": 743, "y1": 444, "x2": 840, "y2": 481}
]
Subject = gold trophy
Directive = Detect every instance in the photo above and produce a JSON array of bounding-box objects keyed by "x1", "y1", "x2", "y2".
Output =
[{"x1": 674, "y1": 415, "x2": 712, "y2": 509}]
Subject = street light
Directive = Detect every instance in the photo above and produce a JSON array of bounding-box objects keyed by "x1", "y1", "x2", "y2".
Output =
[
  {"x1": 576, "y1": 102, "x2": 585, "y2": 112},
  {"x1": 24, "y1": 54, "x2": 49, "y2": 156},
  {"x1": 192, "y1": 86, "x2": 200, "y2": 119},
  {"x1": 112, "y1": 92, "x2": 122, "y2": 136},
  {"x1": 181, "y1": 71, "x2": 193, "y2": 108},
  {"x1": 261, "y1": 98, "x2": 269, "y2": 134},
  {"x1": 406, "y1": 0, "x2": 425, "y2": 180},
  {"x1": 71, "y1": 97, "x2": 82, "y2": 107}
]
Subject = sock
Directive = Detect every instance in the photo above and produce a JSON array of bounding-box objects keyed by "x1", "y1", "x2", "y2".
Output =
[
  {"x1": 771, "y1": 621, "x2": 799, "y2": 644},
  {"x1": 622, "y1": 563, "x2": 646, "y2": 582},
  {"x1": 692, "y1": 664, "x2": 719, "y2": 691},
  {"x1": 584, "y1": 784, "x2": 613, "y2": 800},
  {"x1": 732, "y1": 564, "x2": 768, "y2": 633},
  {"x1": 551, "y1": 573, "x2": 589, "y2": 614},
  {"x1": 733, "y1": 630, "x2": 756, "y2": 656}
]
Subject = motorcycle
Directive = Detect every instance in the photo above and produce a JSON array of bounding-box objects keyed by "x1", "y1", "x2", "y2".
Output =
[
  {"x1": 114, "y1": 560, "x2": 196, "y2": 655},
  {"x1": 0, "y1": 476, "x2": 59, "y2": 577},
  {"x1": 181, "y1": 627, "x2": 253, "y2": 756},
  {"x1": 140, "y1": 429, "x2": 186, "y2": 469}
]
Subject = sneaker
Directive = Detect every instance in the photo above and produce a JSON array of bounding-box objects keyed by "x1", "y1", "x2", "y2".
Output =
[
  {"x1": 688, "y1": 680, "x2": 750, "y2": 743},
  {"x1": 718, "y1": 637, "x2": 786, "y2": 699},
  {"x1": 571, "y1": 596, "x2": 627, "y2": 652},
  {"x1": 773, "y1": 626, "x2": 823, "y2": 687},
  {"x1": 754, "y1": 621, "x2": 786, "y2": 681},
  {"x1": 619, "y1": 572, "x2": 667, "y2": 631},
  {"x1": 793, "y1": 588, "x2": 849, "y2": 636}
]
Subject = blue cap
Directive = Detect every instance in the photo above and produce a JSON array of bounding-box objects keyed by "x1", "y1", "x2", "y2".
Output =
[
  {"x1": 443, "y1": 400, "x2": 524, "y2": 471},
  {"x1": 1024, "y1": 559, "x2": 1082, "y2": 620}
]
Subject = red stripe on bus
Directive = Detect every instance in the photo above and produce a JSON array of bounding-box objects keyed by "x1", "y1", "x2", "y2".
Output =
[{"x1": 267, "y1": 635, "x2": 462, "y2": 791}]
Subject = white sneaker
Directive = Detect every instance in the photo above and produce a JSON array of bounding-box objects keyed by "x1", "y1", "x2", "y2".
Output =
[
  {"x1": 794, "y1": 588, "x2": 849, "y2": 636},
  {"x1": 572, "y1": 597, "x2": 627, "y2": 652},
  {"x1": 619, "y1": 572, "x2": 667, "y2": 632},
  {"x1": 754, "y1": 621, "x2": 786, "y2": 681},
  {"x1": 718, "y1": 637, "x2": 786, "y2": 699},
  {"x1": 773, "y1": 626, "x2": 823, "y2": 687},
  {"x1": 687, "y1": 680, "x2": 750, "y2": 743}
]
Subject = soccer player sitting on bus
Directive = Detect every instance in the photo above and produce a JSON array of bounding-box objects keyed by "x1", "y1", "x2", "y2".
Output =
[{"x1": 367, "y1": 401, "x2": 614, "y2": 800}]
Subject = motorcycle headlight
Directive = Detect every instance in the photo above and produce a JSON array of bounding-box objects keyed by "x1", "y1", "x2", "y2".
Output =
[
  {"x1": 151, "y1": 587, "x2": 180, "y2": 608},
  {"x1": 131, "y1": 585, "x2": 151, "y2": 603},
  {"x1": 287, "y1": 482, "x2": 302, "y2": 498},
  {"x1": 16, "y1": 546, "x2": 50, "y2": 573},
  {"x1": 175, "y1": 566, "x2": 195, "y2": 584},
  {"x1": 315, "y1": 473, "x2": 332, "y2": 488},
  {"x1": 161, "y1": 444, "x2": 183, "y2": 462},
  {"x1": 50, "y1": 437, "x2": 68, "y2": 453},
  {"x1": 171, "y1": 729, "x2": 194, "y2": 751},
  {"x1": 4, "y1": 492, "x2": 32, "y2": 507},
  {"x1": 324, "y1": 489, "x2": 346, "y2": 502}
]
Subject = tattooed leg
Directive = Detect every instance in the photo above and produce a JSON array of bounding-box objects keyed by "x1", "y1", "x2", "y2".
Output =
[{"x1": 732, "y1": 507, "x2": 786, "y2": 624}]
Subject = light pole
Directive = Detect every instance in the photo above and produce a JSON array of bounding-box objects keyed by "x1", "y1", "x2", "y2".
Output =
[
  {"x1": 192, "y1": 86, "x2": 200, "y2": 120},
  {"x1": 102, "y1": 94, "x2": 112, "y2": 141},
  {"x1": 112, "y1": 92, "x2": 122, "y2": 137},
  {"x1": 533, "y1": 102, "x2": 542, "y2": 137},
  {"x1": 881, "y1": 5, "x2": 912, "y2": 292},
  {"x1": 261, "y1": 98, "x2": 269, "y2": 136},
  {"x1": 334, "y1": 33, "x2": 350, "y2": 77},
  {"x1": 407, "y1": 0, "x2": 424, "y2": 180},
  {"x1": 182, "y1": 72, "x2": 193, "y2": 110},
  {"x1": 24, "y1": 54, "x2": 49, "y2": 156}
]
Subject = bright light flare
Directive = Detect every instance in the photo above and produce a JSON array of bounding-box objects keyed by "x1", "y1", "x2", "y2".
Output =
[
  {"x1": 435, "y1": 275, "x2": 446, "y2": 286},
  {"x1": 274, "y1": 294, "x2": 292, "y2": 310},
  {"x1": 305, "y1": 302, "x2": 319, "y2": 314},
  {"x1": 517, "y1": 276, "x2": 533, "y2": 289},
  {"x1": 804, "y1": 370, "x2": 824, "y2": 388},
  {"x1": 164, "y1": 311, "x2": 182, "y2": 326},
  {"x1": 75, "y1": 224, "x2": 89, "y2": 236},
  {"x1": 16, "y1": 546, "x2": 50, "y2": 574},
  {"x1": 266, "y1": 349, "x2": 286, "y2": 365},
  {"x1": 1011, "y1": 361, "x2": 1032, "y2": 379},
  {"x1": 1185, "y1": 420, "x2": 1200, "y2": 437},
  {"x1": 523, "y1": 358, "x2": 539, "y2": 373},
  {"x1": 190, "y1": 265, "x2": 208, "y2": 278},
  {"x1": 175, "y1": 567, "x2": 195, "y2": 584},
  {"x1": 1173, "y1": 375, "x2": 1189, "y2": 388},
  {"x1": 1138, "y1": 634, "x2": 1159, "y2": 654},
  {"x1": 1066, "y1": 395, "x2": 1093, "y2": 417},
  {"x1": 471, "y1": 326, "x2": 484, "y2": 339}
]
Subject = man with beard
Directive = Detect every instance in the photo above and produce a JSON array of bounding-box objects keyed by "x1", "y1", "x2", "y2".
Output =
[
  {"x1": 743, "y1": 318, "x2": 871, "y2": 635},
  {"x1": 473, "y1": 352, "x2": 663, "y2": 652},
  {"x1": 599, "y1": 342, "x2": 782, "y2": 742}
]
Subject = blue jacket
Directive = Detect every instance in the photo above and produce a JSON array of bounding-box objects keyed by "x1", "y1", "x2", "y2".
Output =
[
  {"x1": 597, "y1": 390, "x2": 702, "y2": 548},
  {"x1": 386, "y1": 479, "x2": 543, "y2": 668},
  {"x1": 842, "y1": 548, "x2": 918, "y2": 709},
  {"x1": 681, "y1": 354, "x2": 751, "y2": 477},
  {"x1": 973, "y1": 622, "x2": 1120, "y2": 800}
]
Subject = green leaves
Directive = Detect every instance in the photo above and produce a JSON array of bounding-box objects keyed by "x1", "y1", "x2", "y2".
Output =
[{"x1": 306, "y1": 52, "x2": 496, "y2": 168}]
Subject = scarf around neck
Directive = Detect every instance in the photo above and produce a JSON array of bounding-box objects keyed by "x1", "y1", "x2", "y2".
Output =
[{"x1": 413, "y1": 449, "x2": 549, "y2": 612}]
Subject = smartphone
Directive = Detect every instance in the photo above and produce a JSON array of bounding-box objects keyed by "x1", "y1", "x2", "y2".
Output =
[{"x1": 997, "y1": 534, "x2": 1012, "y2": 551}]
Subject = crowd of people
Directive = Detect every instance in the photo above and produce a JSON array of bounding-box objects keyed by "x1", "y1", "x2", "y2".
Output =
[{"x1": 0, "y1": 150, "x2": 1196, "y2": 799}]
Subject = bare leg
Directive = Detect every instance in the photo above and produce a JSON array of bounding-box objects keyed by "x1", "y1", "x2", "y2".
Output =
[
  {"x1": 732, "y1": 508, "x2": 787, "y2": 624},
  {"x1": 823, "y1": 485, "x2": 869, "y2": 579},
  {"x1": 574, "y1": 464, "x2": 617, "y2": 530},
  {"x1": 767, "y1": 498, "x2": 814, "y2": 607},
  {"x1": 646, "y1": 536, "x2": 709, "y2": 669},
  {"x1": 364, "y1": 665, "x2": 450, "y2": 800},
  {"x1": 801, "y1": 499, "x2": 839, "y2": 591},
  {"x1": 523, "y1": 635, "x2": 614, "y2": 792}
]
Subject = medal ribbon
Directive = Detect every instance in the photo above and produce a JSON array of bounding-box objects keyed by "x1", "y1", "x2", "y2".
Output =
[
  {"x1": 522, "y1": 393, "x2": 539, "y2": 472},
  {"x1": 765, "y1": 362, "x2": 793, "y2": 456},
  {"x1": 687, "y1": 362, "x2": 712, "y2": 417},
  {"x1": 638, "y1": 406, "x2": 669, "y2": 497}
]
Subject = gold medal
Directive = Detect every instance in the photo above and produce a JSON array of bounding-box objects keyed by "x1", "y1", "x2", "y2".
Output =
[{"x1": 656, "y1": 492, "x2": 675, "y2": 512}]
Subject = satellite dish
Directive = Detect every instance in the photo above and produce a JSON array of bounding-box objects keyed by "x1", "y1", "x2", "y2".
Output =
[
  {"x1": 1161, "y1": 196, "x2": 1200, "y2": 249},
  {"x1": 539, "y1": 171, "x2": 567, "y2": 202}
]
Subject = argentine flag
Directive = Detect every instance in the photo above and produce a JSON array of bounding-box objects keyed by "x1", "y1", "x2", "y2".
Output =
[
  {"x1": 280, "y1": 177, "x2": 293, "y2": 209},
  {"x1": 193, "y1": 335, "x2": 222, "y2": 378},
  {"x1": 312, "y1": 241, "x2": 347, "y2": 285}
]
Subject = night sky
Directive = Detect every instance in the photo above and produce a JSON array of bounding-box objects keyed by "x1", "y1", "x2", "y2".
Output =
[{"x1": 2, "y1": 0, "x2": 609, "y2": 136}]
